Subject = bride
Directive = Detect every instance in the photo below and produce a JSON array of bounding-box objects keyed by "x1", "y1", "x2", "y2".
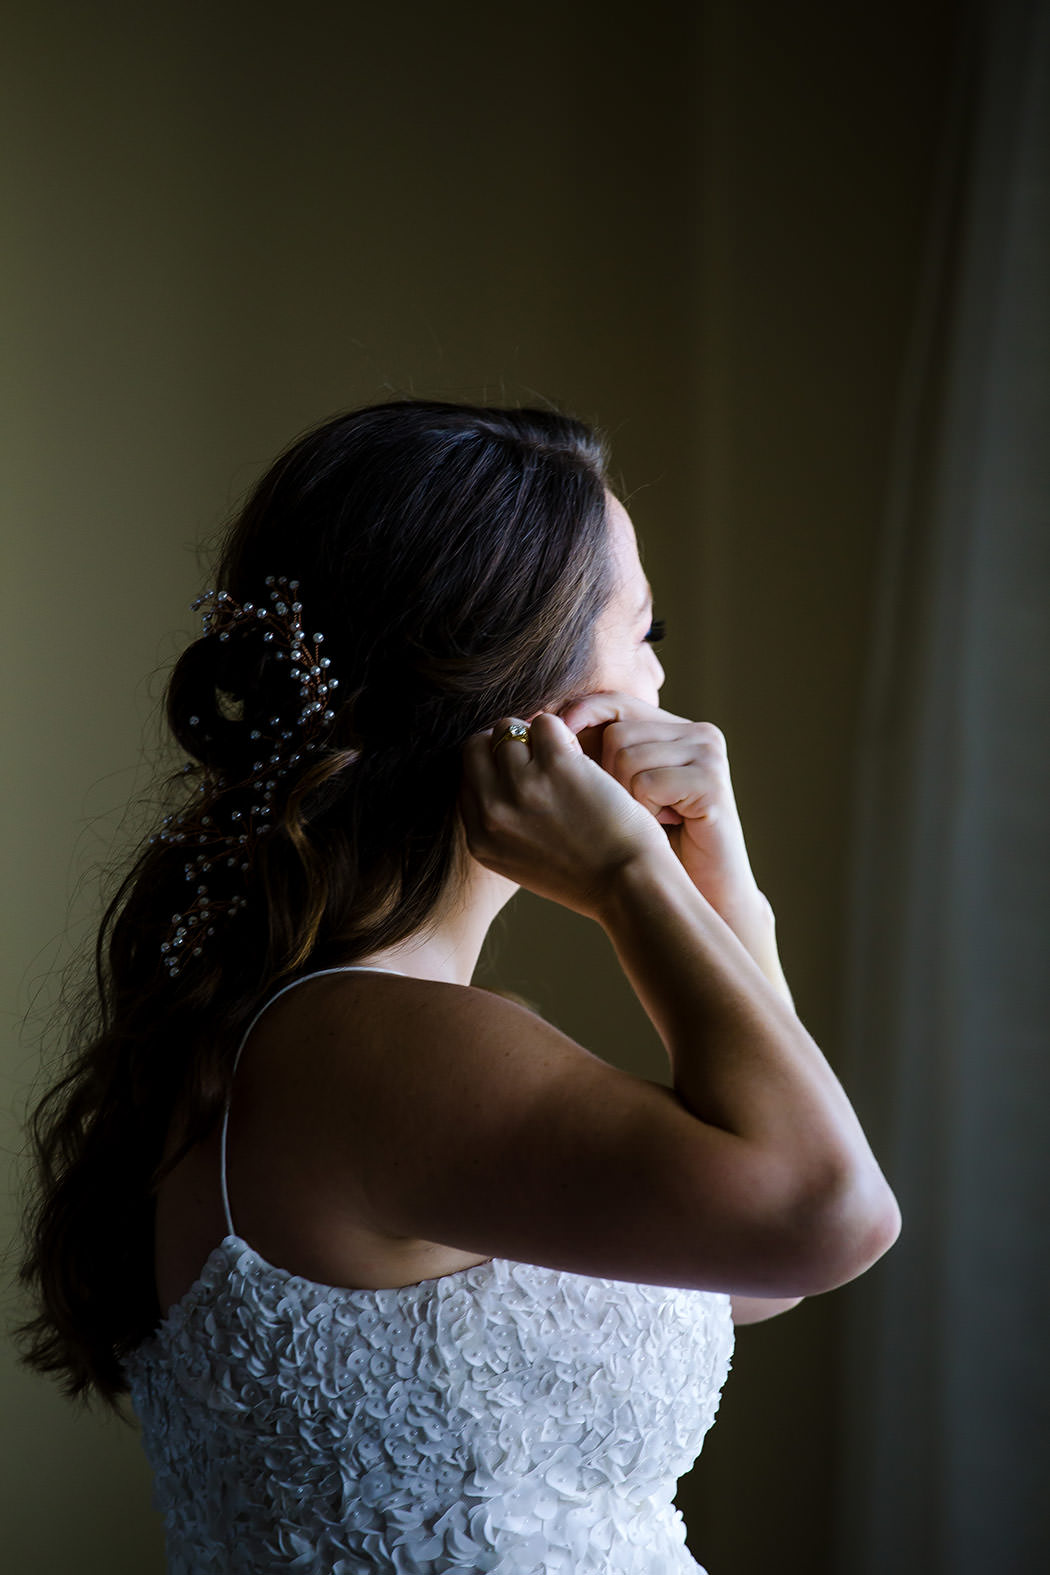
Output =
[{"x1": 18, "y1": 398, "x2": 900, "y2": 1573}]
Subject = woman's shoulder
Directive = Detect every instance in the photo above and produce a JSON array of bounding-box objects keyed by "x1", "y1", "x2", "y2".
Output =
[
  {"x1": 252, "y1": 969, "x2": 545, "y2": 1085},
  {"x1": 156, "y1": 972, "x2": 518, "y2": 1308},
  {"x1": 230, "y1": 967, "x2": 558, "y2": 1194},
  {"x1": 219, "y1": 962, "x2": 834, "y2": 1298}
]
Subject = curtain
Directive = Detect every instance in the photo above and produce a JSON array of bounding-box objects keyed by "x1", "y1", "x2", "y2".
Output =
[{"x1": 835, "y1": 1, "x2": 1050, "y2": 1571}]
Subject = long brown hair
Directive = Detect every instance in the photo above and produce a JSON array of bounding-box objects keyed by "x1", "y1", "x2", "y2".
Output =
[{"x1": 16, "y1": 398, "x2": 617, "y2": 1410}]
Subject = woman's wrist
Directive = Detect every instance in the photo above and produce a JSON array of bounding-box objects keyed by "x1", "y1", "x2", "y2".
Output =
[{"x1": 708, "y1": 888, "x2": 795, "y2": 1012}]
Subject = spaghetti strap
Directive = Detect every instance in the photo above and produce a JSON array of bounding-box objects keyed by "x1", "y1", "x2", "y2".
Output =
[{"x1": 219, "y1": 965, "x2": 405, "y2": 1239}]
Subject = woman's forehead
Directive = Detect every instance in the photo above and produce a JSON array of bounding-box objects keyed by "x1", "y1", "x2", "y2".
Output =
[{"x1": 604, "y1": 495, "x2": 647, "y2": 606}]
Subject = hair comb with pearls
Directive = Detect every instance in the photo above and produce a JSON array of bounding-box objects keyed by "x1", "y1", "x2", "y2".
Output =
[{"x1": 151, "y1": 575, "x2": 340, "y2": 979}]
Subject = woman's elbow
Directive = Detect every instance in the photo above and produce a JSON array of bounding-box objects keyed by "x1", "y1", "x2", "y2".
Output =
[{"x1": 799, "y1": 1175, "x2": 902, "y2": 1295}]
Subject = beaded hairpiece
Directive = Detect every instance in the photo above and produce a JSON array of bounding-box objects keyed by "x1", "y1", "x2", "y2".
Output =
[{"x1": 151, "y1": 575, "x2": 340, "y2": 979}]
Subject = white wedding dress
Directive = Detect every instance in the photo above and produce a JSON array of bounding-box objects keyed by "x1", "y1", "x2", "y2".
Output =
[{"x1": 124, "y1": 966, "x2": 735, "y2": 1573}]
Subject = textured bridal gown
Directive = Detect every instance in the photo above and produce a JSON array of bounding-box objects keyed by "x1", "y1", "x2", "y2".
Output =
[{"x1": 124, "y1": 967, "x2": 735, "y2": 1574}]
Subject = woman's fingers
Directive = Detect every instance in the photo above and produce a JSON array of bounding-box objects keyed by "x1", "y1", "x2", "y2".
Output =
[
  {"x1": 464, "y1": 708, "x2": 724, "y2": 827},
  {"x1": 557, "y1": 690, "x2": 691, "y2": 750},
  {"x1": 483, "y1": 713, "x2": 584, "y2": 778},
  {"x1": 614, "y1": 749, "x2": 713, "y2": 818},
  {"x1": 598, "y1": 722, "x2": 700, "y2": 775},
  {"x1": 457, "y1": 712, "x2": 672, "y2": 918},
  {"x1": 595, "y1": 723, "x2": 727, "y2": 799},
  {"x1": 553, "y1": 691, "x2": 762, "y2": 916},
  {"x1": 459, "y1": 714, "x2": 580, "y2": 830}
]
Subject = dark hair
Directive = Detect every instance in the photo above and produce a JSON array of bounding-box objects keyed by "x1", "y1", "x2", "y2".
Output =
[{"x1": 16, "y1": 398, "x2": 618, "y2": 1410}]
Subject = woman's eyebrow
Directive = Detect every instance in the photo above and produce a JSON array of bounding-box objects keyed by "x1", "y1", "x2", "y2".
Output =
[{"x1": 635, "y1": 582, "x2": 653, "y2": 616}]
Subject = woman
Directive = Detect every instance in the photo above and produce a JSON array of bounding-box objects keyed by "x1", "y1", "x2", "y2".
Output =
[{"x1": 18, "y1": 399, "x2": 901, "y2": 1573}]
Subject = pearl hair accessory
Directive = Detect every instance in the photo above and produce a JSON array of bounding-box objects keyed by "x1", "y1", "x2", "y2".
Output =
[{"x1": 150, "y1": 575, "x2": 340, "y2": 979}]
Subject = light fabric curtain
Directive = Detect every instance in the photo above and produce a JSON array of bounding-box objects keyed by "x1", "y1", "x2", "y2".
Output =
[{"x1": 835, "y1": 0, "x2": 1050, "y2": 1571}]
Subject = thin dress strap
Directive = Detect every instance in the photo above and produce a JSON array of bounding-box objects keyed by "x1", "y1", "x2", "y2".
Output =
[{"x1": 219, "y1": 965, "x2": 405, "y2": 1239}]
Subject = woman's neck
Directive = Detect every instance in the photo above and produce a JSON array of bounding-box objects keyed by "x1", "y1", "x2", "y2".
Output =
[{"x1": 341, "y1": 863, "x2": 518, "y2": 986}]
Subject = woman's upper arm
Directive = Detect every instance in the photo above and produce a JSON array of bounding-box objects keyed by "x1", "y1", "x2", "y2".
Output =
[
  {"x1": 275, "y1": 977, "x2": 864, "y2": 1298},
  {"x1": 730, "y1": 1294, "x2": 805, "y2": 1324}
]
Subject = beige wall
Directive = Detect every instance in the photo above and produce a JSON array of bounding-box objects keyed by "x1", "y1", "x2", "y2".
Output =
[{"x1": 1, "y1": 3, "x2": 959, "y2": 1570}]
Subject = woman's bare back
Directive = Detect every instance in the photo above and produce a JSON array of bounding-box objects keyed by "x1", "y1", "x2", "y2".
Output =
[{"x1": 153, "y1": 971, "x2": 491, "y2": 1317}]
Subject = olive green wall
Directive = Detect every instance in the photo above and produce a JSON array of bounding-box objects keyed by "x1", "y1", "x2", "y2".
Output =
[{"x1": 1, "y1": 3, "x2": 959, "y2": 1570}]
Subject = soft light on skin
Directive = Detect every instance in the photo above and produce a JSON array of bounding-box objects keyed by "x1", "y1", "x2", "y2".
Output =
[
  {"x1": 352, "y1": 491, "x2": 663, "y2": 985},
  {"x1": 577, "y1": 493, "x2": 665, "y2": 712}
]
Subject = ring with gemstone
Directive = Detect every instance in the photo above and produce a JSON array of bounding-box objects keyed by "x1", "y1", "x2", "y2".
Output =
[{"x1": 491, "y1": 721, "x2": 531, "y2": 754}]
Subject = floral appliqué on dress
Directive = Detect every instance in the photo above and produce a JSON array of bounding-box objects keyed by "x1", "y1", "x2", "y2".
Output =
[{"x1": 124, "y1": 1238, "x2": 734, "y2": 1573}]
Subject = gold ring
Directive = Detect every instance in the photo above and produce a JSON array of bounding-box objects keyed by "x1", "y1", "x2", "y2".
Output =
[{"x1": 491, "y1": 721, "x2": 531, "y2": 754}]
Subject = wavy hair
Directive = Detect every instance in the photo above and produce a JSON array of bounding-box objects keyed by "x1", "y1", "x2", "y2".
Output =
[{"x1": 16, "y1": 398, "x2": 617, "y2": 1409}]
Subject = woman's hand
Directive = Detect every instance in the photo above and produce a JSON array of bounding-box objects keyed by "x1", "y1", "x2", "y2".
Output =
[
  {"x1": 556, "y1": 691, "x2": 766, "y2": 924},
  {"x1": 458, "y1": 712, "x2": 674, "y2": 921}
]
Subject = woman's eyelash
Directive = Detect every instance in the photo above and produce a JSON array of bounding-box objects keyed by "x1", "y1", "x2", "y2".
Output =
[{"x1": 644, "y1": 617, "x2": 667, "y2": 645}]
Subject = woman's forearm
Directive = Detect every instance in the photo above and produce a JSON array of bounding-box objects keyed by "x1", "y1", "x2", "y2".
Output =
[
  {"x1": 596, "y1": 851, "x2": 898, "y2": 1254},
  {"x1": 708, "y1": 888, "x2": 795, "y2": 1013}
]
